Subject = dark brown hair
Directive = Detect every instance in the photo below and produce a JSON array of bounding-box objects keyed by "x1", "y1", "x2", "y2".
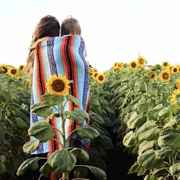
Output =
[
  {"x1": 61, "y1": 17, "x2": 81, "y2": 36},
  {"x1": 33, "y1": 15, "x2": 60, "y2": 42},
  {"x1": 24, "y1": 15, "x2": 60, "y2": 76}
]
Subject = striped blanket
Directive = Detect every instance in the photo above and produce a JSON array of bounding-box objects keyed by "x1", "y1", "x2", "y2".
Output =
[{"x1": 31, "y1": 35, "x2": 89, "y2": 154}]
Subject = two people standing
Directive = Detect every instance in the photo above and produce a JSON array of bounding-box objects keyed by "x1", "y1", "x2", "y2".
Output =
[{"x1": 24, "y1": 15, "x2": 89, "y2": 180}]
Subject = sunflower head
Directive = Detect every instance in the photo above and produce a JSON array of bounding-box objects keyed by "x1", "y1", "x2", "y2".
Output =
[
  {"x1": 170, "y1": 89, "x2": 180, "y2": 106},
  {"x1": 171, "y1": 66, "x2": 178, "y2": 74},
  {"x1": 129, "y1": 61, "x2": 137, "y2": 69},
  {"x1": 96, "y1": 73, "x2": 106, "y2": 84},
  {"x1": 113, "y1": 62, "x2": 119, "y2": 70},
  {"x1": 46, "y1": 75, "x2": 70, "y2": 96},
  {"x1": 162, "y1": 61, "x2": 170, "y2": 68},
  {"x1": 137, "y1": 56, "x2": 145, "y2": 67},
  {"x1": 0, "y1": 65, "x2": 8, "y2": 74},
  {"x1": 160, "y1": 70, "x2": 171, "y2": 81},
  {"x1": 149, "y1": 71, "x2": 157, "y2": 80},
  {"x1": 8, "y1": 68, "x2": 18, "y2": 77},
  {"x1": 19, "y1": 65, "x2": 24, "y2": 71}
]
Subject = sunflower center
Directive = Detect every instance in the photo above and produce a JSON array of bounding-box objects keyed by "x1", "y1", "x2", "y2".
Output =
[
  {"x1": 98, "y1": 75, "x2": 104, "y2": 81},
  {"x1": 51, "y1": 79, "x2": 65, "y2": 92},
  {"x1": 173, "y1": 68, "x2": 178, "y2": 72},
  {"x1": 139, "y1": 58, "x2": 144, "y2": 64},
  {"x1": 151, "y1": 74, "x2": 155, "y2": 78},
  {"x1": 163, "y1": 62, "x2": 168, "y2": 66},
  {"x1": 11, "y1": 69, "x2": 17, "y2": 74},
  {"x1": 131, "y1": 62, "x2": 136, "y2": 68},
  {"x1": 162, "y1": 72, "x2": 169, "y2": 80}
]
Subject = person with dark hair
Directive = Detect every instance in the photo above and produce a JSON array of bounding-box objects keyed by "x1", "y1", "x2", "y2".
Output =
[
  {"x1": 24, "y1": 15, "x2": 60, "y2": 76},
  {"x1": 21, "y1": 15, "x2": 60, "y2": 180},
  {"x1": 61, "y1": 17, "x2": 81, "y2": 36}
]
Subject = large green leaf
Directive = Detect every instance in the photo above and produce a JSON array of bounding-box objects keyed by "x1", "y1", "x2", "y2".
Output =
[
  {"x1": 72, "y1": 127, "x2": 99, "y2": 140},
  {"x1": 16, "y1": 157, "x2": 43, "y2": 176},
  {"x1": 40, "y1": 162, "x2": 52, "y2": 177},
  {"x1": 42, "y1": 94, "x2": 64, "y2": 106},
  {"x1": 28, "y1": 120, "x2": 54, "y2": 142},
  {"x1": 158, "y1": 131, "x2": 180, "y2": 150},
  {"x1": 48, "y1": 149, "x2": 76, "y2": 173},
  {"x1": 31, "y1": 103, "x2": 53, "y2": 117},
  {"x1": 69, "y1": 109, "x2": 89, "y2": 123},
  {"x1": 137, "y1": 149, "x2": 162, "y2": 169},
  {"x1": 123, "y1": 131, "x2": 137, "y2": 147},
  {"x1": 23, "y1": 138, "x2": 40, "y2": 154},
  {"x1": 70, "y1": 147, "x2": 89, "y2": 162},
  {"x1": 138, "y1": 140, "x2": 155, "y2": 155},
  {"x1": 74, "y1": 165, "x2": 107, "y2": 180},
  {"x1": 138, "y1": 126, "x2": 160, "y2": 142},
  {"x1": 68, "y1": 95, "x2": 80, "y2": 105},
  {"x1": 169, "y1": 163, "x2": 180, "y2": 176}
]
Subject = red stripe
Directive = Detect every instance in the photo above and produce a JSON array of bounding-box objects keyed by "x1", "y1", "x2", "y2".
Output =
[
  {"x1": 69, "y1": 36, "x2": 79, "y2": 107},
  {"x1": 36, "y1": 43, "x2": 46, "y2": 96}
]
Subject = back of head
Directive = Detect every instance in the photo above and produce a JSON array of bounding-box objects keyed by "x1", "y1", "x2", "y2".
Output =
[
  {"x1": 33, "y1": 15, "x2": 60, "y2": 42},
  {"x1": 61, "y1": 17, "x2": 81, "y2": 36}
]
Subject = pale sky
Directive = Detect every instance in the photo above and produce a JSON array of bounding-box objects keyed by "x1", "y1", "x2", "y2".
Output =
[{"x1": 0, "y1": 0, "x2": 180, "y2": 71}]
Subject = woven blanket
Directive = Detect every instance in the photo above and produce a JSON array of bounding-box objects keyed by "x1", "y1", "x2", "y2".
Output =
[{"x1": 31, "y1": 35, "x2": 89, "y2": 154}]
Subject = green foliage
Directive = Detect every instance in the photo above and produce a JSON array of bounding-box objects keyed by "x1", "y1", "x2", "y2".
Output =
[
  {"x1": 17, "y1": 93, "x2": 106, "y2": 180},
  {"x1": 0, "y1": 74, "x2": 30, "y2": 179}
]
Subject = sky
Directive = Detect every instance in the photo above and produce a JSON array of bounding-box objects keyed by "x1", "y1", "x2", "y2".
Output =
[{"x1": 0, "y1": 0, "x2": 180, "y2": 71}]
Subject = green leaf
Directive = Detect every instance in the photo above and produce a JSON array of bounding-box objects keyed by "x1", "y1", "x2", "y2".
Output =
[
  {"x1": 138, "y1": 126, "x2": 160, "y2": 142},
  {"x1": 138, "y1": 140, "x2": 155, "y2": 155},
  {"x1": 74, "y1": 165, "x2": 107, "y2": 180},
  {"x1": 123, "y1": 131, "x2": 137, "y2": 147},
  {"x1": 47, "y1": 149, "x2": 76, "y2": 173},
  {"x1": 42, "y1": 94, "x2": 64, "y2": 106},
  {"x1": 16, "y1": 157, "x2": 42, "y2": 176},
  {"x1": 155, "y1": 146, "x2": 173, "y2": 159},
  {"x1": 40, "y1": 162, "x2": 52, "y2": 177},
  {"x1": 169, "y1": 163, "x2": 180, "y2": 176},
  {"x1": 158, "y1": 130, "x2": 180, "y2": 150},
  {"x1": 68, "y1": 95, "x2": 80, "y2": 105},
  {"x1": 23, "y1": 138, "x2": 40, "y2": 154},
  {"x1": 70, "y1": 109, "x2": 89, "y2": 123},
  {"x1": 158, "y1": 107, "x2": 169, "y2": 117},
  {"x1": 28, "y1": 120, "x2": 54, "y2": 142},
  {"x1": 137, "y1": 149, "x2": 162, "y2": 169},
  {"x1": 70, "y1": 148, "x2": 89, "y2": 162},
  {"x1": 31, "y1": 103, "x2": 53, "y2": 117},
  {"x1": 15, "y1": 117, "x2": 28, "y2": 129},
  {"x1": 72, "y1": 127, "x2": 99, "y2": 140},
  {"x1": 0, "y1": 162, "x2": 7, "y2": 175}
]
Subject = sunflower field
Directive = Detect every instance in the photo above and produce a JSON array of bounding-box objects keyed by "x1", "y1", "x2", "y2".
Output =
[{"x1": 0, "y1": 56, "x2": 180, "y2": 180}]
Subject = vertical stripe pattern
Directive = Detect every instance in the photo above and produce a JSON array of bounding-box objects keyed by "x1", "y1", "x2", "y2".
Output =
[{"x1": 30, "y1": 35, "x2": 89, "y2": 154}]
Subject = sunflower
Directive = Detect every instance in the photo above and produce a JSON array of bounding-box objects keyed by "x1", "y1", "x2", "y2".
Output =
[
  {"x1": 113, "y1": 62, "x2": 120, "y2": 70},
  {"x1": 176, "y1": 79, "x2": 180, "y2": 89},
  {"x1": 0, "y1": 65, "x2": 8, "y2": 74},
  {"x1": 46, "y1": 75, "x2": 70, "y2": 96},
  {"x1": 92, "y1": 72, "x2": 99, "y2": 79},
  {"x1": 137, "y1": 56, "x2": 145, "y2": 67},
  {"x1": 129, "y1": 61, "x2": 137, "y2": 69},
  {"x1": 170, "y1": 89, "x2": 180, "y2": 106},
  {"x1": 96, "y1": 73, "x2": 106, "y2": 84},
  {"x1": 8, "y1": 68, "x2": 18, "y2": 76},
  {"x1": 149, "y1": 71, "x2": 157, "y2": 80},
  {"x1": 19, "y1": 65, "x2": 24, "y2": 71},
  {"x1": 159, "y1": 70, "x2": 171, "y2": 81},
  {"x1": 171, "y1": 66, "x2": 178, "y2": 74},
  {"x1": 117, "y1": 63, "x2": 124, "y2": 70},
  {"x1": 162, "y1": 61, "x2": 170, "y2": 69}
]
